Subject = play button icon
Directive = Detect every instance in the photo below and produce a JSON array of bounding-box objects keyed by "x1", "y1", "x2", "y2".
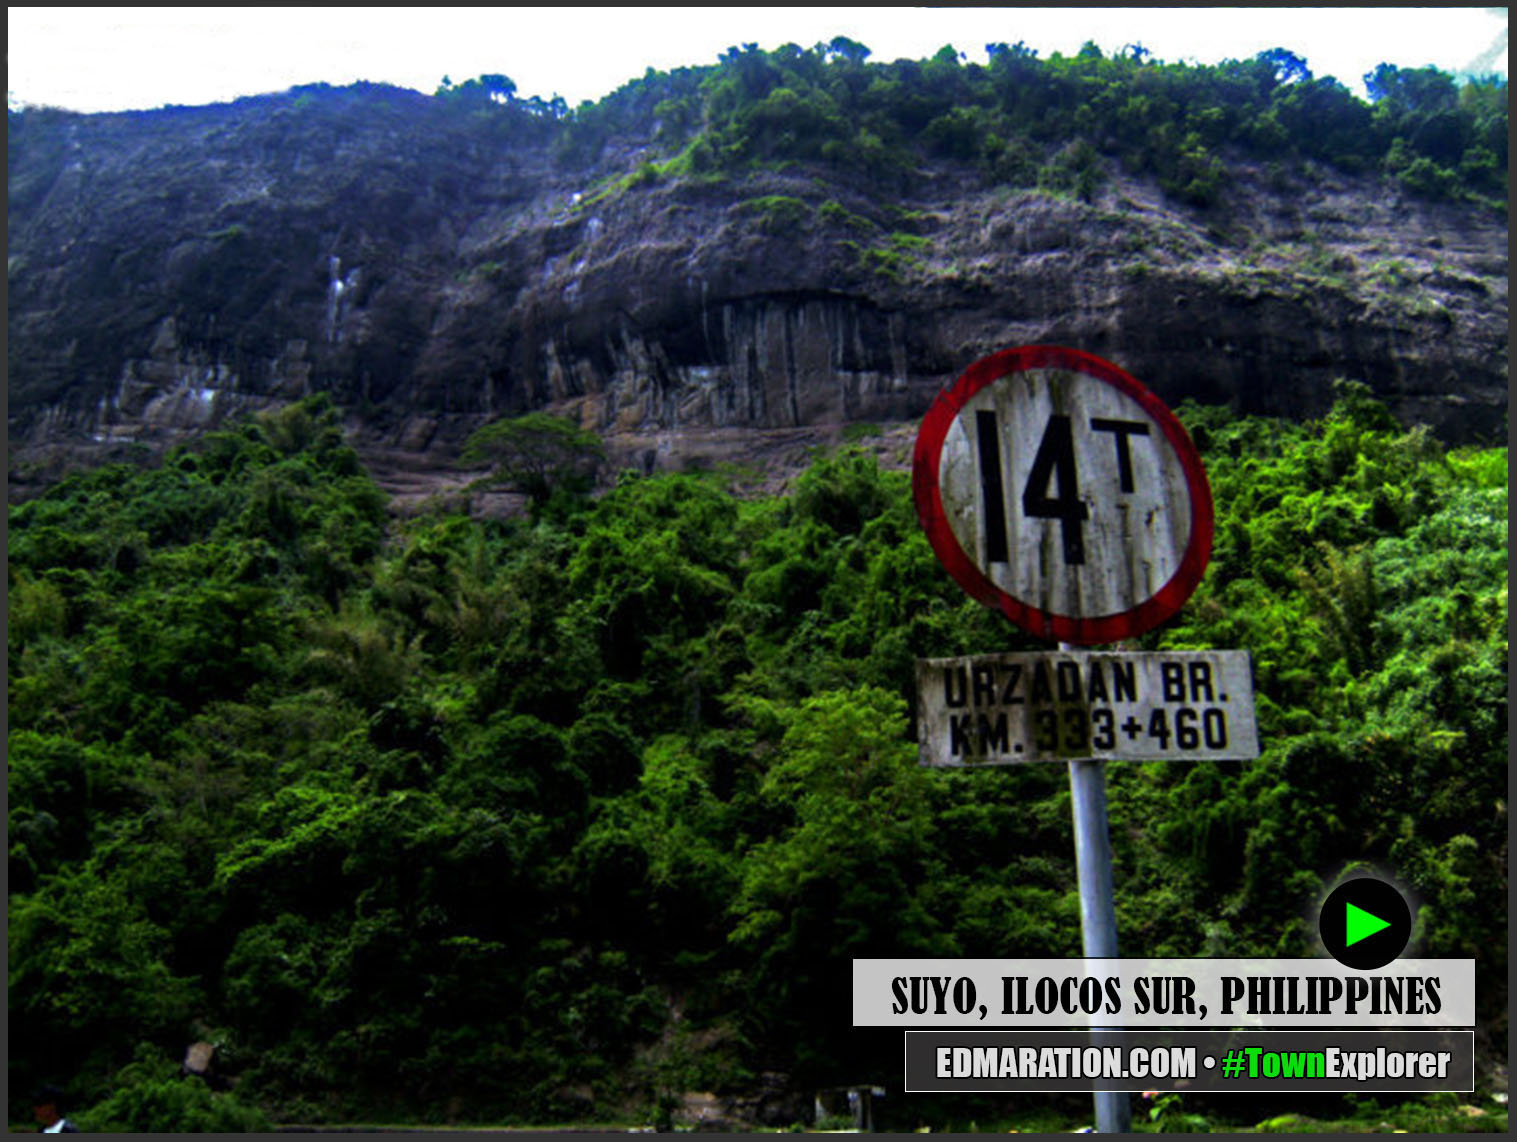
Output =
[
  {"x1": 1320, "y1": 878, "x2": 1412, "y2": 970},
  {"x1": 1346, "y1": 902, "x2": 1392, "y2": 946}
]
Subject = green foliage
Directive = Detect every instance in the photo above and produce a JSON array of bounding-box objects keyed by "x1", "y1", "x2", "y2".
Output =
[
  {"x1": 436, "y1": 72, "x2": 518, "y2": 106},
  {"x1": 10, "y1": 866, "x2": 197, "y2": 1091},
  {"x1": 459, "y1": 412, "x2": 605, "y2": 513},
  {"x1": 817, "y1": 199, "x2": 876, "y2": 231},
  {"x1": 728, "y1": 686, "x2": 942, "y2": 1081},
  {"x1": 1394, "y1": 154, "x2": 1462, "y2": 199},
  {"x1": 7, "y1": 391, "x2": 1506, "y2": 1127},
  {"x1": 7, "y1": 571, "x2": 68, "y2": 645},
  {"x1": 1039, "y1": 139, "x2": 1105, "y2": 202},
  {"x1": 1147, "y1": 390, "x2": 1507, "y2": 977},
  {"x1": 75, "y1": 1046, "x2": 270, "y2": 1132},
  {"x1": 559, "y1": 42, "x2": 1503, "y2": 207},
  {"x1": 840, "y1": 421, "x2": 882, "y2": 442},
  {"x1": 852, "y1": 231, "x2": 933, "y2": 281},
  {"x1": 1252, "y1": 1092, "x2": 1508, "y2": 1134},
  {"x1": 427, "y1": 73, "x2": 564, "y2": 150},
  {"x1": 732, "y1": 193, "x2": 811, "y2": 233},
  {"x1": 1145, "y1": 1090, "x2": 1211, "y2": 1132}
]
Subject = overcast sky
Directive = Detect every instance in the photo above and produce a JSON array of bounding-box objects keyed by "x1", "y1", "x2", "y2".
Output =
[{"x1": 7, "y1": 6, "x2": 1509, "y2": 114}]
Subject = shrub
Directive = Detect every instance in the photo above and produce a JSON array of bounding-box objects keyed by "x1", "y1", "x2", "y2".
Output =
[{"x1": 75, "y1": 1047, "x2": 271, "y2": 1132}]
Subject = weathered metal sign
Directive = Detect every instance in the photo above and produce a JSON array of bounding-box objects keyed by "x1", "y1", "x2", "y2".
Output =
[
  {"x1": 913, "y1": 346, "x2": 1212, "y2": 645},
  {"x1": 916, "y1": 650, "x2": 1259, "y2": 766}
]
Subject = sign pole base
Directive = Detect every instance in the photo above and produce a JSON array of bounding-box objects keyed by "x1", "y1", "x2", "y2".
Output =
[{"x1": 1069, "y1": 748, "x2": 1133, "y2": 1133}]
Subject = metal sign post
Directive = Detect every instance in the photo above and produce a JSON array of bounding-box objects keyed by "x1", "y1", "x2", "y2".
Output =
[
  {"x1": 911, "y1": 346, "x2": 1252, "y2": 1134},
  {"x1": 1069, "y1": 759, "x2": 1128, "y2": 1131},
  {"x1": 1063, "y1": 645, "x2": 1130, "y2": 1134}
]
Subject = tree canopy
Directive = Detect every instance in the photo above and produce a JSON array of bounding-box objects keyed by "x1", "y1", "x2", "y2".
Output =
[
  {"x1": 459, "y1": 411, "x2": 606, "y2": 512},
  {"x1": 7, "y1": 389, "x2": 1507, "y2": 1129},
  {"x1": 524, "y1": 40, "x2": 1506, "y2": 206}
]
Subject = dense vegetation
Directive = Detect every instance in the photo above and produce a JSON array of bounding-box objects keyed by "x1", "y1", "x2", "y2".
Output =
[
  {"x1": 432, "y1": 39, "x2": 1508, "y2": 208},
  {"x1": 8, "y1": 386, "x2": 1507, "y2": 1130},
  {"x1": 13, "y1": 38, "x2": 1504, "y2": 212}
]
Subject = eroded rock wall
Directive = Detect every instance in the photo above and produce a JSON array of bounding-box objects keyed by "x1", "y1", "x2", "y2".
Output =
[{"x1": 7, "y1": 86, "x2": 1507, "y2": 500}]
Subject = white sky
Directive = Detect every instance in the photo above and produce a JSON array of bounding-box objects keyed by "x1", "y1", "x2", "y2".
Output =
[{"x1": 7, "y1": 6, "x2": 1508, "y2": 114}]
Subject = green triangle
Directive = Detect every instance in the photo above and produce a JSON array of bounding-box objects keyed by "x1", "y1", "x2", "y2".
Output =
[{"x1": 1346, "y1": 902, "x2": 1392, "y2": 946}]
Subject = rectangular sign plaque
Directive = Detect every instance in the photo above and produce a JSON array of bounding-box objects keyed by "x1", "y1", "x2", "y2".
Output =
[{"x1": 915, "y1": 650, "x2": 1258, "y2": 766}]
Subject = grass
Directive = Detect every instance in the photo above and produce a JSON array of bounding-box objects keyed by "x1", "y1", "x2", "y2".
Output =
[
  {"x1": 818, "y1": 199, "x2": 876, "y2": 232},
  {"x1": 733, "y1": 194, "x2": 811, "y2": 233},
  {"x1": 885, "y1": 205, "x2": 930, "y2": 229},
  {"x1": 1242, "y1": 1093, "x2": 1508, "y2": 1134},
  {"x1": 840, "y1": 422, "x2": 882, "y2": 443},
  {"x1": 849, "y1": 231, "x2": 933, "y2": 281},
  {"x1": 570, "y1": 140, "x2": 727, "y2": 210},
  {"x1": 1364, "y1": 258, "x2": 1414, "y2": 290}
]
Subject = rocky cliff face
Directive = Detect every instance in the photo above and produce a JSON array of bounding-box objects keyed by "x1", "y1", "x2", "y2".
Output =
[{"x1": 8, "y1": 84, "x2": 1508, "y2": 501}]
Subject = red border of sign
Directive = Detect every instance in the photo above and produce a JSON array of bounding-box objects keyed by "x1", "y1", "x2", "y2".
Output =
[{"x1": 912, "y1": 345, "x2": 1213, "y2": 645}]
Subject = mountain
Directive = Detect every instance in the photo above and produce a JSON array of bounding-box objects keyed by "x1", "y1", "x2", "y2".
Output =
[
  {"x1": 7, "y1": 46, "x2": 1510, "y2": 1131},
  {"x1": 7, "y1": 48, "x2": 1508, "y2": 504}
]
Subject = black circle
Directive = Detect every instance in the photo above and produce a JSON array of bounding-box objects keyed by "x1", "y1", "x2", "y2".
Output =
[{"x1": 1319, "y1": 878, "x2": 1412, "y2": 970}]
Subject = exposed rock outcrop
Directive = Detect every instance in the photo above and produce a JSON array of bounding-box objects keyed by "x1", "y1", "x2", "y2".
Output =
[{"x1": 7, "y1": 84, "x2": 1507, "y2": 501}]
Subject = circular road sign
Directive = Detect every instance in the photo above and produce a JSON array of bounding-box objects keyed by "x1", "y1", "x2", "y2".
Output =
[{"x1": 913, "y1": 345, "x2": 1212, "y2": 645}]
